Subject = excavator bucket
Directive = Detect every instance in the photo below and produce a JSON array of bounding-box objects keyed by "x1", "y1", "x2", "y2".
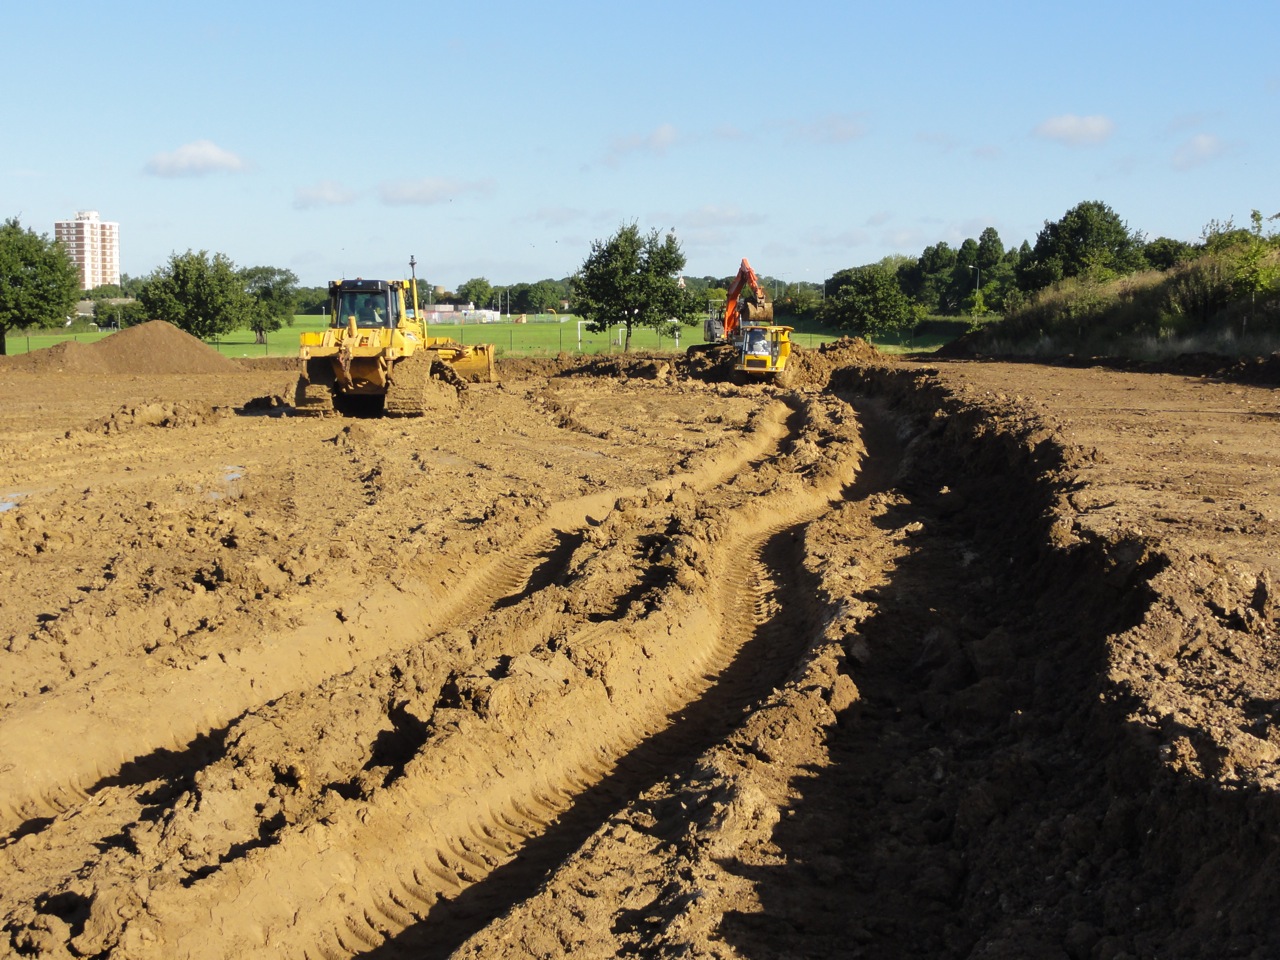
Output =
[{"x1": 742, "y1": 301, "x2": 774, "y2": 325}]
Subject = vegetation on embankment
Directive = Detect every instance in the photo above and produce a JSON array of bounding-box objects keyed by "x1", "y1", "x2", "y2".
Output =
[{"x1": 961, "y1": 213, "x2": 1280, "y2": 359}]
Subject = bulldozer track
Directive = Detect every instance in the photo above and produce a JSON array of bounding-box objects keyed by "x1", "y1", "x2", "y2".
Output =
[
  {"x1": 0, "y1": 379, "x2": 859, "y2": 959},
  {"x1": 134, "y1": 486, "x2": 833, "y2": 960},
  {"x1": 0, "y1": 398, "x2": 801, "y2": 841}
]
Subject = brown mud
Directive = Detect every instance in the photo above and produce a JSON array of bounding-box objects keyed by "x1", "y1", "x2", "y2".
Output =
[{"x1": 1, "y1": 324, "x2": 1279, "y2": 959}]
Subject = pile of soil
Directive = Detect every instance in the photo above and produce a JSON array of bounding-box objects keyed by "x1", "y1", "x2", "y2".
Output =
[
  {"x1": 86, "y1": 401, "x2": 233, "y2": 434},
  {"x1": 0, "y1": 321, "x2": 241, "y2": 376},
  {"x1": 496, "y1": 336, "x2": 885, "y2": 389},
  {"x1": 496, "y1": 354, "x2": 668, "y2": 380},
  {"x1": 785, "y1": 335, "x2": 886, "y2": 387}
]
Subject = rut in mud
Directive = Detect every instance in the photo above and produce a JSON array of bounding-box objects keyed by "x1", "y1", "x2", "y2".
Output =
[{"x1": 2, "y1": 325, "x2": 1280, "y2": 959}]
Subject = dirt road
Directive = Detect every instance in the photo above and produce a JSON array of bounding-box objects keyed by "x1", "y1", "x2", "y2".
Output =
[{"x1": 1, "y1": 323, "x2": 1278, "y2": 959}]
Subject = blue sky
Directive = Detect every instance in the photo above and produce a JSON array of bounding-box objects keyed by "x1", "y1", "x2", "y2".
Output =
[{"x1": 7, "y1": 0, "x2": 1277, "y2": 290}]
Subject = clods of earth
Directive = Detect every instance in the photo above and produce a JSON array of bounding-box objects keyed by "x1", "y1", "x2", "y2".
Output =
[{"x1": 0, "y1": 322, "x2": 1278, "y2": 959}]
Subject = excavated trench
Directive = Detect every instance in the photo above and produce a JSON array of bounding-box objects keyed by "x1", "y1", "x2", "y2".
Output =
[{"x1": 2, "y1": 333, "x2": 1280, "y2": 959}]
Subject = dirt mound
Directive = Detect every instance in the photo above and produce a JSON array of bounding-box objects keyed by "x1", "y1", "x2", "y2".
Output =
[
  {"x1": 0, "y1": 321, "x2": 240, "y2": 376},
  {"x1": 785, "y1": 335, "x2": 886, "y2": 388},
  {"x1": 675, "y1": 336, "x2": 884, "y2": 388},
  {"x1": 497, "y1": 353, "x2": 676, "y2": 381},
  {"x1": 495, "y1": 353, "x2": 599, "y2": 379},
  {"x1": 237, "y1": 356, "x2": 300, "y2": 372},
  {"x1": 86, "y1": 401, "x2": 232, "y2": 434},
  {"x1": 679, "y1": 343, "x2": 740, "y2": 382},
  {"x1": 497, "y1": 338, "x2": 882, "y2": 390}
]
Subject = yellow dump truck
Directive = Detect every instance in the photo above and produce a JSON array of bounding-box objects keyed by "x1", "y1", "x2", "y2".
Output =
[{"x1": 295, "y1": 277, "x2": 496, "y2": 417}]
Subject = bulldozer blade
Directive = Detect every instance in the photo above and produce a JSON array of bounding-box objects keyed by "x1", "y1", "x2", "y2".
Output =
[{"x1": 450, "y1": 344, "x2": 498, "y2": 383}]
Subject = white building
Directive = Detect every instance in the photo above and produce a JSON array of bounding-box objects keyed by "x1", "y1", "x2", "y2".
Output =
[{"x1": 54, "y1": 211, "x2": 120, "y2": 290}]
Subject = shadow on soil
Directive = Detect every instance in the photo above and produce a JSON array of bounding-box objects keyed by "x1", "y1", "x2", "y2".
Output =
[{"x1": 721, "y1": 372, "x2": 1280, "y2": 959}]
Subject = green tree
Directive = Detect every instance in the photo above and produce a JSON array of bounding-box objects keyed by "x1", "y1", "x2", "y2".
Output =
[
  {"x1": 93, "y1": 298, "x2": 147, "y2": 329},
  {"x1": 295, "y1": 286, "x2": 330, "y2": 315},
  {"x1": 1019, "y1": 200, "x2": 1146, "y2": 291},
  {"x1": 898, "y1": 242, "x2": 959, "y2": 313},
  {"x1": 1144, "y1": 237, "x2": 1195, "y2": 270},
  {"x1": 240, "y1": 265, "x2": 299, "y2": 344},
  {"x1": 526, "y1": 279, "x2": 561, "y2": 313},
  {"x1": 457, "y1": 277, "x2": 493, "y2": 310},
  {"x1": 977, "y1": 227, "x2": 1004, "y2": 271},
  {"x1": 137, "y1": 250, "x2": 253, "y2": 340},
  {"x1": 508, "y1": 282, "x2": 532, "y2": 313},
  {"x1": 572, "y1": 223, "x2": 701, "y2": 351},
  {"x1": 1201, "y1": 217, "x2": 1252, "y2": 253},
  {"x1": 85, "y1": 283, "x2": 124, "y2": 301},
  {"x1": 1233, "y1": 209, "x2": 1280, "y2": 329},
  {"x1": 819, "y1": 264, "x2": 914, "y2": 343},
  {"x1": 0, "y1": 218, "x2": 80, "y2": 355},
  {"x1": 119, "y1": 273, "x2": 145, "y2": 298}
]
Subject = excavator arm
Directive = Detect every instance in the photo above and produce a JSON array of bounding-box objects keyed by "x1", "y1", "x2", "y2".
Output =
[{"x1": 723, "y1": 258, "x2": 770, "y2": 339}]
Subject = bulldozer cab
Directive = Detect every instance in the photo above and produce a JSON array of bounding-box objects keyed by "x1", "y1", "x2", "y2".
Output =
[
  {"x1": 340, "y1": 290, "x2": 393, "y2": 328},
  {"x1": 330, "y1": 280, "x2": 403, "y2": 329}
]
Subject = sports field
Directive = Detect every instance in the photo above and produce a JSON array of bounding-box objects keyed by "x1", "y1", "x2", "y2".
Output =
[{"x1": 4, "y1": 313, "x2": 969, "y2": 359}]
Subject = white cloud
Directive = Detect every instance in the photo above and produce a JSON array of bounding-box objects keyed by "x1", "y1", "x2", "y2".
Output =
[
  {"x1": 604, "y1": 124, "x2": 679, "y2": 165},
  {"x1": 807, "y1": 227, "x2": 871, "y2": 249},
  {"x1": 523, "y1": 206, "x2": 585, "y2": 227},
  {"x1": 789, "y1": 114, "x2": 868, "y2": 145},
  {"x1": 1033, "y1": 114, "x2": 1115, "y2": 146},
  {"x1": 377, "y1": 178, "x2": 495, "y2": 205},
  {"x1": 1172, "y1": 133, "x2": 1226, "y2": 170},
  {"x1": 293, "y1": 180, "x2": 358, "y2": 209},
  {"x1": 917, "y1": 131, "x2": 959, "y2": 152},
  {"x1": 145, "y1": 140, "x2": 247, "y2": 177},
  {"x1": 680, "y1": 205, "x2": 766, "y2": 231}
]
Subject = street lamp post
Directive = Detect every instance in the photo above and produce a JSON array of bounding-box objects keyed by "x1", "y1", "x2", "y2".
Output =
[
  {"x1": 969, "y1": 264, "x2": 980, "y2": 297},
  {"x1": 409, "y1": 255, "x2": 418, "y2": 314}
]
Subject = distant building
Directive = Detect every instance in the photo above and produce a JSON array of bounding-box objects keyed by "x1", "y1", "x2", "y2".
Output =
[{"x1": 54, "y1": 211, "x2": 120, "y2": 290}]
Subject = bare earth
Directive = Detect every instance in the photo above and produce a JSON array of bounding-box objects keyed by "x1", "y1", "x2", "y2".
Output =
[{"x1": 1, "y1": 322, "x2": 1278, "y2": 960}]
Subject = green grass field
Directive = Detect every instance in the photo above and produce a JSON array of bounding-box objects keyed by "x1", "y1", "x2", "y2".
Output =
[{"x1": 5, "y1": 314, "x2": 966, "y2": 359}]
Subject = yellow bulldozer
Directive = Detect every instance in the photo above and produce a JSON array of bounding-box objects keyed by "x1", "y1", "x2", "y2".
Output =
[{"x1": 295, "y1": 277, "x2": 497, "y2": 417}]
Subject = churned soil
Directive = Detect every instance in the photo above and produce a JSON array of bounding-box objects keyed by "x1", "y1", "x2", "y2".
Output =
[{"x1": 0, "y1": 323, "x2": 1278, "y2": 960}]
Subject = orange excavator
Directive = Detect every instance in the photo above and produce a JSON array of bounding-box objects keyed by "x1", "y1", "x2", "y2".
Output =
[{"x1": 701, "y1": 258, "x2": 793, "y2": 376}]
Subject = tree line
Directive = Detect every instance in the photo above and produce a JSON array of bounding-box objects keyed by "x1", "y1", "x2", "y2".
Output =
[
  {"x1": 809, "y1": 200, "x2": 1276, "y2": 344},
  {"x1": 1, "y1": 199, "x2": 1273, "y2": 355}
]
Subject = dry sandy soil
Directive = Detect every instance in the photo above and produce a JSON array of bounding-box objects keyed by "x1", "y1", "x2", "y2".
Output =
[{"x1": 1, "y1": 322, "x2": 1279, "y2": 960}]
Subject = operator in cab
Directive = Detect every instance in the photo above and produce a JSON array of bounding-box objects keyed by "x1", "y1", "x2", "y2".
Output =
[{"x1": 358, "y1": 296, "x2": 386, "y2": 326}]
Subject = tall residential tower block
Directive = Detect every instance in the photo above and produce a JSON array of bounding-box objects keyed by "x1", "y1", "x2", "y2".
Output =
[{"x1": 54, "y1": 211, "x2": 120, "y2": 290}]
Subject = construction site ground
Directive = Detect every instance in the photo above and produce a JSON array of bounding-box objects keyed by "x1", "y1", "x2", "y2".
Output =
[{"x1": 1, "y1": 321, "x2": 1279, "y2": 960}]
